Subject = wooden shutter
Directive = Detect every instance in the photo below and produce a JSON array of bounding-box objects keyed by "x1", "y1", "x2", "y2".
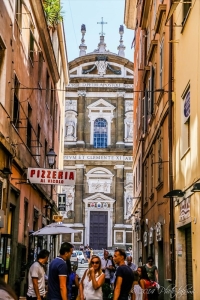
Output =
[
  {"x1": 0, "y1": 181, "x2": 3, "y2": 209},
  {"x1": 150, "y1": 66, "x2": 155, "y2": 115}
]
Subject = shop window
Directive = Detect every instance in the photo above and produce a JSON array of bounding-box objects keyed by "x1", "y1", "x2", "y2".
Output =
[{"x1": 0, "y1": 234, "x2": 12, "y2": 274}]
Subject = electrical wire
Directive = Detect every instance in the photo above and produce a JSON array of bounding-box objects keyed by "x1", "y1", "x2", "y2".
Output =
[{"x1": 68, "y1": 0, "x2": 79, "y2": 50}]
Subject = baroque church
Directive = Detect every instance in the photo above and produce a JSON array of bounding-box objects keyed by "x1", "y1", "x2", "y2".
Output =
[{"x1": 62, "y1": 23, "x2": 134, "y2": 250}]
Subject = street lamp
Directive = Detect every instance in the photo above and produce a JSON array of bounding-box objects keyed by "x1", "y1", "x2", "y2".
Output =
[{"x1": 46, "y1": 148, "x2": 57, "y2": 168}]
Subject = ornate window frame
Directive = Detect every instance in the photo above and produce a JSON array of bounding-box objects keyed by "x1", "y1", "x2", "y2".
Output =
[
  {"x1": 87, "y1": 99, "x2": 115, "y2": 146},
  {"x1": 85, "y1": 167, "x2": 114, "y2": 194}
]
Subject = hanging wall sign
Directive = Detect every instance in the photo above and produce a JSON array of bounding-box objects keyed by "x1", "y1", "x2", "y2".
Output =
[
  {"x1": 58, "y1": 194, "x2": 66, "y2": 211},
  {"x1": 27, "y1": 168, "x2": 76, "y2": 185}
]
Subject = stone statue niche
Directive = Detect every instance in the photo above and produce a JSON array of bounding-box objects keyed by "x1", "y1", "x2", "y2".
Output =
[{"x1": 124, "y1": 112, "x2": 133, "y2": 143}]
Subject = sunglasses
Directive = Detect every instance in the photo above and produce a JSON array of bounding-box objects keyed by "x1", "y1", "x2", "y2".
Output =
[{"x1": 91, "y1": 261, "x2": 100, "y2": 264}]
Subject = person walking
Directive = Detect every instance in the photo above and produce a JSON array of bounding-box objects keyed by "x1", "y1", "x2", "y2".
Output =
[
  {"x1": 108, "y1": 255, "x2": 116, "y2": 289},
  {"x1": 126, "y1": 256, "x2": 137, "y2": 271},
  {"x1": 67, "y1": 263, "x2": 79, "y2": 300},
  {"x1": 79, "y1": 255, "x2": 105, "y2": 300},
  {"x1": 130, "y1": 271, "x2": 142, "y2": 300},
  {"x1": 27, "y1": 249, "x2": 50, "y2": 300},
  {"x1": 48, "y1": 242, "x2": 74, "y2": 300},
  {"x1": 113, "y1": 249, "x2": 134, "y2": 300},
  {"x1": 144, "y1": 256, "x2": 158, "y2": 283},
  {"x1": 101, "y1": 250, "x2": 113, "y2": 285}
]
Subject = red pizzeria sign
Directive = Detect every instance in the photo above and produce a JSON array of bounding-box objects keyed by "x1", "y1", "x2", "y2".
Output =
[{"x1": 27, "y1": 168, "x2": 76, "y2": 185}]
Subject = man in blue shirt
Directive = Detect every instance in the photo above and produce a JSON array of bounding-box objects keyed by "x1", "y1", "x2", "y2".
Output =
[{"x1": 48, "y1": 242, "x2": 74, "y2": 300}]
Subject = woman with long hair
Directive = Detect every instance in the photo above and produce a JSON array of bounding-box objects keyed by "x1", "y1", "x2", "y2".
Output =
[
  {"x1": 79, "y1": 255, "x2": 105, "y2": 300},
  {"x1": 0, "y1": 278, "x2": 18, "y2": 300},
  {"x1": 131, "y1": 271, "x2": 143, "y2": 300},
  {"x1": 137, "y1": 266, "x2": 158, "y2": 300}
]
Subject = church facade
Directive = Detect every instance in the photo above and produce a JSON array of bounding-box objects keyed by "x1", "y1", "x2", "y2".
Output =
[{"x1": 62, "y1": 25, "x2": 134, "y2": 250}]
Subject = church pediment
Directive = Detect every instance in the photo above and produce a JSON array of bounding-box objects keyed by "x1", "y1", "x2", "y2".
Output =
[
  {"x1": 88, "y1": 99, "x2": 115, "y2": 110},
  {"x1": 83, "y1": 192, "x2": 115, "y2": 204}
]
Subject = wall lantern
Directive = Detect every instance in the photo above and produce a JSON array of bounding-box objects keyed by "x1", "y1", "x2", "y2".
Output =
[
  {"x1": 46, "y1": 148, "x2": 57, "y2": 168},
  {"x1": 191, "y1": 183, "x2": 200, "y2": 192},
  {"x1": 163, "y1": 189, "x2": 185, "y2": 198}
]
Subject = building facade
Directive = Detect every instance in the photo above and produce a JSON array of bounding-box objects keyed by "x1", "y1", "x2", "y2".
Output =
[
  {"x1": 125, "y1": 1, "x2": 175, "y2": 298},
  {"x1": 0, "y1": 0, "x2": 68, "y2": 296},
  {"x1": 173, "y1": 1, "x2": 198, "y2": 299},
  {"x1": 63, "y1": 26, "x2": 134, "y2": 250}
]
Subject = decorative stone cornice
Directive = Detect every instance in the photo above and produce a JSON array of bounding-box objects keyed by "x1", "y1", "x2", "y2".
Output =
[
  {"x1": 75, "y1": 164, "x2": 85, "y2": 169},
  {"x1": 117, "y1": 90, "x2": 125, "y2": 97},
  {"x1": 114, "y1": 165, "x2": 124, "y2": 169},
  {"x1": 77, "y1": 90, "x2": 86, "y2": 97}
]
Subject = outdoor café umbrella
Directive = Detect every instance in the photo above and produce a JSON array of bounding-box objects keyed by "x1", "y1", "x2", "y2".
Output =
[{"x1": 31, "y1": 222, "x2": 80, "y2": 236}]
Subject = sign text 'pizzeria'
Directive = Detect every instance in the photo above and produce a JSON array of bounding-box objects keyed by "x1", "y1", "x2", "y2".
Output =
[{"x1": 27, "y1": 168, "x2": 76, "y2": 185}]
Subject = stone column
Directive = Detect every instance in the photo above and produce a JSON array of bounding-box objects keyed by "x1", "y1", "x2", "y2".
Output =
[
  {"x1": 116, "y1": 91, "x2": 125, "y2": 148},
  {"x1": 77, "y1": 90, "x2": 86, "y2": 147},
  {"x1": 115, "y1": 165, "x2": 124, "y2": 224},
  {"x1": 74, "y1": 164, "x2": 84, "y2": 224}
]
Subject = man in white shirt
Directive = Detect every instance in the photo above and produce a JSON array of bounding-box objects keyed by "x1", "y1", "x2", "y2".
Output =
[
  {"x1": 101, "y1": 250, "x2": 113, "y2": 284},
  {"x1": 27, "y1": 249, "x2": 50, "y2": 300}
]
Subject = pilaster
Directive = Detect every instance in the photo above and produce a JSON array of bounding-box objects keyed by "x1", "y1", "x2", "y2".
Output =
[
  {"x1": 77, "y1": 91, "x2": 86, "y2": 147},
  {"x1": 116, "y1": 91, "x2": 125, "y2": 148},
  {"x1": 74, "y1": 164, "x2": 84, "y2": 223},
  {"x1": 114, "y1": 165, "x2": 124, "y2": 224}
]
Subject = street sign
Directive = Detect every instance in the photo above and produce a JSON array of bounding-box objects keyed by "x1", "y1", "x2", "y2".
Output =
[{"x1": 58, "y1": 194, "x2": 66, "y2": 211}]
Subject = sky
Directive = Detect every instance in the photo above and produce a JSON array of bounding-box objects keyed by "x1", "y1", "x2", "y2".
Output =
[{"x1": 61, "y1": 0, "x2": 134, "y2": 63}]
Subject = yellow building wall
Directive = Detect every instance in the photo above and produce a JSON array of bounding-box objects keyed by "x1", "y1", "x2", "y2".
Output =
[{"x1": 174, "y1": 1, "x2": 200, "y2": 299}]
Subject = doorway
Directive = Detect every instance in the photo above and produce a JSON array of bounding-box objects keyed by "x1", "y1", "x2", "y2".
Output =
[{"x1": 89, "y1": 211, "x2": 108, "y2": 249}]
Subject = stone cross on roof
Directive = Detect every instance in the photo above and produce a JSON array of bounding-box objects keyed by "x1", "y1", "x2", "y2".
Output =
[{"x1": 97, "y1": 17, "x2": 107, "y2": 36}]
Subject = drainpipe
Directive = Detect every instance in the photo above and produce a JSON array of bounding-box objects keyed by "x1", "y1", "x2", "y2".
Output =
[{"x1": 168, "y1": 0, "x2": 175, "y2": 294}]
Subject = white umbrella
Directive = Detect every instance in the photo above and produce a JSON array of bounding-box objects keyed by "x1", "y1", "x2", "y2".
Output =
[{"x1": 31, "y1": 222, "x2": 80, "y2": 236}]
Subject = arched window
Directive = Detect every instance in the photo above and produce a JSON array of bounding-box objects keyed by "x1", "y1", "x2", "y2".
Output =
[{"x1": 94, "y1": 118, "x2": 107, "y2": 148}]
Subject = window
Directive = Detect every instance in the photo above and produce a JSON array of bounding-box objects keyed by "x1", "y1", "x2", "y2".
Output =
[
  {"x1": 0, "y1": 181, "x2": 3, "y2": 209},
  {"x1": 148, "y1": 66, "x2": 155, "y2": 120},
  {"x1": 27, "y1": 104, "x2": 32, "y2": 149},
  {"x1": 29, "y1": 30, "x2": 34, "y2": 64},
  {"x1": 36, "y1": 124, "x2": 41, "y2": 163},
  {"x1": 38, "y1": 51, "x2": 43, "y2": 84},
  {"x1": 15, "y1": 0, "x2": 22, "y2": 28},
  {"x1": 46, "y1": 71, "x2": 50, "y2": 108},
  {"x1": 13, "y1": 75, "x2": 20, "y2": 128},
  {"x1": 142, "y1": 90, "x2": 148, "y2": 134},
  {"x1": 158, "y1": 137, "x2": 163, "y2": 183},
  {"x1": 93, "y1": 118, "x2": 107, "y2": 148},
  {"x1": 44, "y1": 140, "x2": 47, "y2": 168},
  {"x1": 150, "y1": 152, "x2": 154, "y2": 194},
  {"x1": 181, "y1": 87, "x2": 190, "y2": 154},
  {"x1": 182, "y1": 0, "x2": 192, "y2": 25},
  {"x1": 50, "y1": 84, "x2": 54, "y2": 116},
  {"x1": 160, "y1": 39, "x2": 164, "y2": 88}
]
